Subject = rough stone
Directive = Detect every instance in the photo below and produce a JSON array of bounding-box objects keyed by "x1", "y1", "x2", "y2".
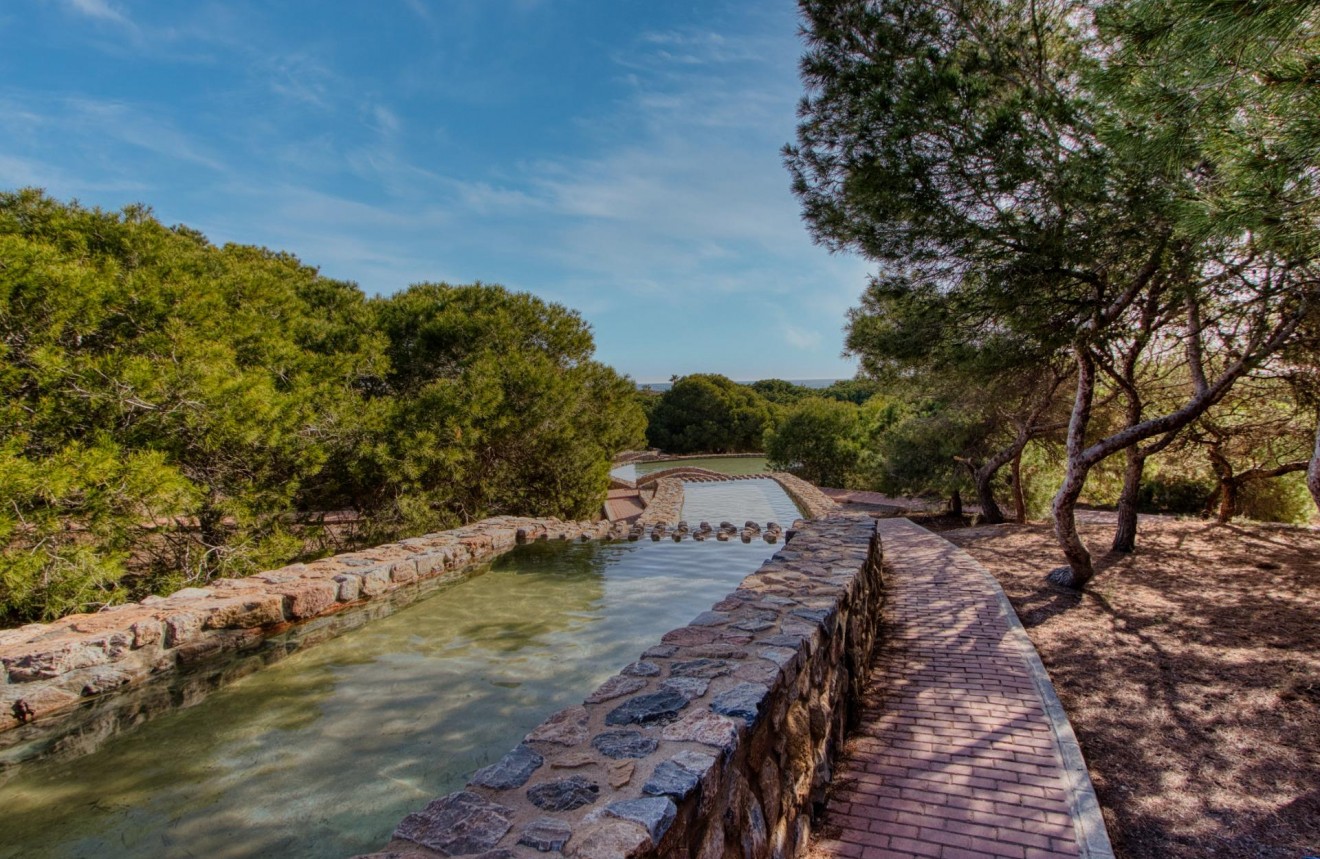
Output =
[
  {"x1": 470, "y1": 744, "x2": 544, "y2": 790},
  {"x1": 1, "y1": 642, "x2": 107, "y2": 682},
  {"x1": 563, "y1": 818, "x2": 650, "y2": 859},
  {"x1": 584, "y1": 675, "x2": 646, "y2": 704},
  {"x1": 591, "y1": 730, "x2": 658, "y2": 759},
  {"x1": 660, "y1": 677, "x2": 709, "y2": 700},
  {"x1": 671, "y1": 749, "x2": 717, "y2": 774},
  {"x1": 660, "y1": 709, "x2": 740, "y2": 751},
  {"x1": 393, "y1": 791, "x2": 513, "y2": 855},
  {"x1": 641, "y1": 644, "x2": 678, "y2": 659},
  {"x1": 202, "y1": 595, "x2": 287, "y2": 630},
  {"x1": 333, "y1": 574, "x2": 362, "y2": 602},
  {"x1": 711, "y1": 682, "x2": 770, "y2": 726},
  {"x1": 526, "y1": 706, "x2": 589, "y2": 746},
  {"x1": 274, "y1": 580, "x2": 339, "y2": 620},
  {"x1": 130, "y1": 619, "x2": 162, "y2": 649},
  {"x1": 607, "y1": 760, "x2": 635, "y2": 788},
  {"x1": 689, "y1": 611, "x2": 730, "y2": 627},
  {"x1": 164, "y1": 612, "x2": 204, "y2": 648},
  {"x1": 684, "y1": 644, "x2": 748, "y2": 659},
  {"x1": 762, "y1": 633, "x2": 807, "y2": 651},
  {"x1": 660, "y1": 626, "x2": 718, "y2": 647},
  {"x1": 790, "y1": 607, "x2": 833, "y2": 626},
  {"x1": 758, "y1": 646, "x2": 798, "y2": 668},
  {"x1": 518, "y1": 817, "x2": 573, "y2": 852},
  {"x1": 668, "y1": 658, "x2": 731, "y2": 679},
  {"x1": 730, "y1": 618, "x2": 775, "y2": 632},
  {"x1": 605, "y1": 797, "x2": 678, "y2": 842},
  {"x1": 642, "y1": 760, "x2": 702, "y2": 800},
  {"x1": 550, "y1": 753, "x2": 596, "y2": 769},
  {"x1": 604, "y1": 690, "x2": 688, "y2": 727},
  {"x1": 527, "y1": 776, "x2": 600, "y2": 812},
  {"x1": 621, "y1": 661, "x2": 661, "y2": 677}
]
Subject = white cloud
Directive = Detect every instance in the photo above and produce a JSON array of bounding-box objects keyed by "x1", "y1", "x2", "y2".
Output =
[{"x1": 65, "y1": 0, "x2": 129, "y2": 25}]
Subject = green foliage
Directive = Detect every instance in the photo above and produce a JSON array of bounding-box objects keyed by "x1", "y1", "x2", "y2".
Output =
[
  {"x1": 747, "y1": 378, "x2": 812, "y2": 406},
  {"x1": 646, "y1": 374, "x2": 773, "y2": 454},
  {"x1": 0, "y1": 190, "x2": 644, "y2": 624},
  {"x1": 1239, "y1": 472, "x2": 1313, "y2": 525},
  {"x1": 1136, "y1": 474, "x2": 1214, "y2": 515},
  {"x1": 765, "y1": 397, "x2": 862, "y2": 486}
]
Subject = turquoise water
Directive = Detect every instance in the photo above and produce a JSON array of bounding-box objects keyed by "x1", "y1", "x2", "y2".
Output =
[
  {"x1": 610, "y1": 455, "x2": 770, "y2": 482},
  {"x1": 0, "y1": 484, "x2": 800, "y2": 859}
]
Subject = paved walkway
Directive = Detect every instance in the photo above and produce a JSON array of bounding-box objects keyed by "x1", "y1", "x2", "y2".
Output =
[{"x1": 811, "y1": 518, "x2": 1112, "y2": 859}]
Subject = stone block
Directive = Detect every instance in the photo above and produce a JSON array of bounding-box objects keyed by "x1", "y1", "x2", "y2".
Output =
[
  {"x1": 274, "y1": 580, "x2": 339, "y2": 620},
  {"x1": 605, "y1": 797, "x2": 677, "y2": 842},
  {"x1": 471, "y1": 744, "x2": 543, "y2": 790},
  {"x1": 393, "y1": 791, "x2": 513, "y2": 855},
  {"x1": 518, "y1": 817, "x2": 573, "y2": 852},
  {"x1": 1, "y1": 641, "x2": 108, "y2": 682},
  {"x1": 526, "y1": 706, "x2": 589, "y2": 747},
  {"x1": 584, "y1": 675, "x2": 646, "y2": 704},
  {"x1": 526, "y1": 776, "x2": 599, "y2": 811},
  {"x1": 604, "y1": 690, "x2": 688, "y2": 727},
  {"x1": 202, "y1": 594, "x2": 287, "y2": 630},
  {"x1": 333, "y1": 575, "x2": 361, "y2": 603}
]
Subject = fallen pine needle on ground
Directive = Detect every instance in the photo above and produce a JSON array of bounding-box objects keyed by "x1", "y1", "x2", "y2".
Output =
[{"x1": 940, "y1": 513, "x2": 1320, "y2": 859}]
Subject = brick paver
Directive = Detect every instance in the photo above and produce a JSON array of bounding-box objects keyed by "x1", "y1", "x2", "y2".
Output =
[{"x1": 811, "y1": 518, "x2": 1111, "y2": 859}]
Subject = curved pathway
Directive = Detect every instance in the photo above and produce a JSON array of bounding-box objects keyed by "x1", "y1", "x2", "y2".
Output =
[{"x1": 811, "y1": 518, "x2": 1113, "y2": 859}]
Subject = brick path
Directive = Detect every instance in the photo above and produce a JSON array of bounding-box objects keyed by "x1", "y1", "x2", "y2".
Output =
[{"x1": 811, "y1": 518, "x2": 1112, "y2": 859}]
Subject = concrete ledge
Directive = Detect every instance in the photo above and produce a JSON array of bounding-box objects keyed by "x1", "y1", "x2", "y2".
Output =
[
  {"x1": 973, "y1": 547, "x2": 1116, "y2": 859},
  {"x1": 361, "y1": 515, "x2": 884, "y2": 859}
]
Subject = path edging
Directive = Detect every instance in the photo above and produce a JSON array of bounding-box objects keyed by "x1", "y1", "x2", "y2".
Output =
[{"x1": 964, "y1": 545, "x2": 1116, "y2": 859}]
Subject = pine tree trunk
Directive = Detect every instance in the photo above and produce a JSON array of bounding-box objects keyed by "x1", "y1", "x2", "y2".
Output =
[
  {"x1": 974, "y1": 468, "x2": 1005, "y2": 524},
  {"x1": 1217, "y1": 479, "x2": 1239, "y2": 523},
  {"x1": 1049, "y1": 348, "x2": 1097, "y2": 589},
  {"x1": 1309, "y1": 417, "x2": 1320, "y2": 514},
  {"x1": 1111, "y1": 449, "x2": 1145, "y2": 552},
  {"x1": 1011, "y1": 449, "x2": 1027, "y2": 522},
  {"x1": 1050, "y1": 465, "x2": 1095, "y2": 587}
]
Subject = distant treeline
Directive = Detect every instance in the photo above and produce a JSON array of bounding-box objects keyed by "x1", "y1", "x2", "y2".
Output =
[{"x1": 0, "y1": 190, "x2": 645, "y2": 624}]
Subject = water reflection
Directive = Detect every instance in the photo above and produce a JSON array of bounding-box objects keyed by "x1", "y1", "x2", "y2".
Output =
[
  {"x1": 681, "y1": 478, "x2": 802, "y2": 526},
  {"x1": 609, "y1": 455, "x2": 770, "y2": 481},
  {"x1": 0, "y1": 535, "x2": 787, "y2": 859}
]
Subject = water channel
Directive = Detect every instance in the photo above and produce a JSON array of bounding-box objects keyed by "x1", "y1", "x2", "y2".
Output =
[
  {"x1": 609, "y1": 455, "x2": 769, "y2": 482},
  {"x1": 0, "y1": 477, "x2": 801, "y2": 859}
]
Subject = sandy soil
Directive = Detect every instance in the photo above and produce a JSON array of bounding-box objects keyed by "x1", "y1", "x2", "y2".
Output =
[{"x1": 940, "y1": 514, "x2": 1320, "y2": 859}]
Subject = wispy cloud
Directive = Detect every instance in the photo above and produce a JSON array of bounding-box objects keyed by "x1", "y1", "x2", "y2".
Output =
[{"x1": 64, "y1": 0, "x2": 130, "y2": 25}]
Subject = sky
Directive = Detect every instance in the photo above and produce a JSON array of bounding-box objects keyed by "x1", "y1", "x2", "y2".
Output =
[{"x1": 0, "y1": 0, "x2": 871, "y2": 383}]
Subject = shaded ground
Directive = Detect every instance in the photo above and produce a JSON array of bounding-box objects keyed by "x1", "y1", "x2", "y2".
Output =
[{"x1": 941, "y1": 515, "x2": 1320, "y2": 859}]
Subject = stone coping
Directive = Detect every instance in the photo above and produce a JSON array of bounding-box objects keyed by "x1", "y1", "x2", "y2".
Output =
[
  {"x1": 0, "y1": 516, "x2": 613, "y2": 748},
  {"x1": 1, "y1": 470, "x2": 838, "y2": 767},
  {"x1": 360, "y1": 514, "x2": 885, "y2": 859}
]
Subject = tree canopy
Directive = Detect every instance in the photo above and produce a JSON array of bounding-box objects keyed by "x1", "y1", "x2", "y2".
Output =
[
  {"x1": 788, "y1": 0, "x2": 1319, "y2": 587},
  {"x1": 0, "y1": 190, "x2": 644, "y2": 623}
]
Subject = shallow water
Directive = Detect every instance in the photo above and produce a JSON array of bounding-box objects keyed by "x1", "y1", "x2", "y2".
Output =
[
  {"x1": 680, "y1": 477, "x2": 800, "y2": 526},
  {"x1": 0, "y1": 485, "x2": 799, "y2": 859},
  {"x1": 610, "y1": 455, "x2": 769, "y2": 481}
]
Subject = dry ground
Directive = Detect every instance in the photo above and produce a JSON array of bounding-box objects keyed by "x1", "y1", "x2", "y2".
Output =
[{"x1": 940, "y1": 514, "x2": 1320, "y2": 859}]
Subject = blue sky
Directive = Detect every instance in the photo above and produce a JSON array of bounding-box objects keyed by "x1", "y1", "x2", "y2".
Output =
[{"x1": 1, "y1": 0, "x2": 869, "y2": 383}]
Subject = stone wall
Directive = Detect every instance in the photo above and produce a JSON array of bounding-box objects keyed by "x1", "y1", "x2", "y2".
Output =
[
  {"x1": 362, "y1": 514, "x2": 884, "y2": 859},
  {"x1": 635, "y1": 478, "x2": 685, "y2": 526},
  {"x1": 0, "y1": 516, "x2": 611, "y2": 751}
]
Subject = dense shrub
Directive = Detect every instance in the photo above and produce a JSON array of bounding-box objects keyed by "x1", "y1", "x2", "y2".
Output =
[{"x1": 0, "y1": 190, "x2": 644, "y2": 623}]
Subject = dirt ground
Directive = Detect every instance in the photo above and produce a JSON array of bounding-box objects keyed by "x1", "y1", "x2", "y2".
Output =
[{"x1": 940, "y1": 513, "x2": 1320, "y2": 859}]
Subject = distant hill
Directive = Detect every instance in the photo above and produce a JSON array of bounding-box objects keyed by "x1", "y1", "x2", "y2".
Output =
[{"x1": 637, "y1": 378, "x2": 842, "y2": 392}]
